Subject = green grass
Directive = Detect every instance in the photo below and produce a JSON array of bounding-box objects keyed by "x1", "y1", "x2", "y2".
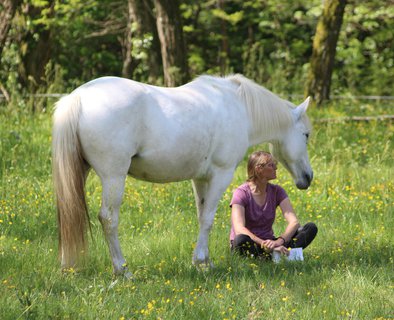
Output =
[{"x1": 0, "y1": 100, "x2": 393, "y2": 319}]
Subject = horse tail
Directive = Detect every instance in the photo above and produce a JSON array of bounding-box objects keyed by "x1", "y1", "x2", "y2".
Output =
[{"x1": 52, "y1": 92, "x2": 89, "y2": 268}]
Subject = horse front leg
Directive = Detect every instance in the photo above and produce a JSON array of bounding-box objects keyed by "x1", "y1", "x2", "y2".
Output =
[
  {"x1": 192, "y1": 170, "x2": 234, "y2": 269},
  {"x1": 99, "y1": 175, "x2": 132, "y2": 278}
]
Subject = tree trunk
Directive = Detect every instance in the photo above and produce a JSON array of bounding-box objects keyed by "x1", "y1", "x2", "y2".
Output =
[
  {"x1": 217, "y1": 0, "x2": 229, "y2": 76},
  {"x1": 154, "y1": 0, "x2": 189, "y2": 86},
  {"x1": 18, "y1": 1, "x2": 55, "y2": 91},
  {"x1": 122, "y1": 0, "x2": 161, "y2": 81},
  {"x1": 122, "y1": 0, "x2": 135, "y2": 78},
  {"x1": 305, "y1": 0, "x2": 347, "y2": 106},
  {"x1": 0, "y1": 0, "x2": 21, "y2": 57}
]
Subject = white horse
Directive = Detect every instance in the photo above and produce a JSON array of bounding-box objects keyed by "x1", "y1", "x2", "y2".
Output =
[{"x1": 52, "y1": 74, "x2": 312, "y2": 277}]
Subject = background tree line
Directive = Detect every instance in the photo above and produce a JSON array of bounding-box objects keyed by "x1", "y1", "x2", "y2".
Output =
[{"x1": 0, "y1": 0, "x2": 393, "y2": 110}]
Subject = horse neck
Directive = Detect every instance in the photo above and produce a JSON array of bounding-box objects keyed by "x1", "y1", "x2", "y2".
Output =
[
  {"x1": 226, "y1": 74, "x2": 294, "y2": 146},
  {"x1": 246, "y1": 94, "x2": 294, "y2": 146}
]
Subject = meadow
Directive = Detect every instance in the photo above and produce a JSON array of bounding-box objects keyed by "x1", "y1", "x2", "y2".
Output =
[{"x1": 0, "y1": 99, "x2": 393, "y2": 319}]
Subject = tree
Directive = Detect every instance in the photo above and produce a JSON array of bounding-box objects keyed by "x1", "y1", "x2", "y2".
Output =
[
  {"x1": 0, "y1": 0, "x2": 21, "y2": 58},
  {"x1": 2, "y1": 0, "x2": 393, "y2": 100},
  {"x1": 53, "y1": 0, "x2": 125, "y2": 83},
  {"x1": 18, "y1": 1, "x2": 55, "y2": 92},
  {"x1": 154, "y1": 0, "x2": 189, "y2": 86},
  {"x1": 122, "y1": 0, "x2": 162, "y2": 82},
  {"x1": 0, "y1": 0, "x2": 22, "y2": 100},
  {"x1": 217, "y1": 0, "x2": 229, "y2": 75},
  {"x1": 305, "y1": 0, "x2": 347, "y2": 105}
]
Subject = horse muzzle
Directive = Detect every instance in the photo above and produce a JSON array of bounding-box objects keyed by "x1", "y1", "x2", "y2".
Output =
[{"x1": 295, "y1": 171, "x2": 313, "y2": 190}]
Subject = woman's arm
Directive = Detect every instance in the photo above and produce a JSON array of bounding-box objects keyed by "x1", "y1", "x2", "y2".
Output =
[
  {"x1": 261, "y1": 197, "x2": 300, "y2": 250},
  {"x1": 231, "y1": 204, "x2": 265, "y2": 247},
  {"x1": 278, "y1": 197, "x2": 300, "y2": 243}
]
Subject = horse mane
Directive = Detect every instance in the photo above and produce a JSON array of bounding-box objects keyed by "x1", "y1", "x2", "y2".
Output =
[{"x1": 226, "y1": 74, "x2": 295, "y2": 137}]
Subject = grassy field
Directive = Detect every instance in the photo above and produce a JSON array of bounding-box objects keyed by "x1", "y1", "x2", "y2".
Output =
[{"x1": 0, "y1": 99, "x2": 393, "y2": 319}]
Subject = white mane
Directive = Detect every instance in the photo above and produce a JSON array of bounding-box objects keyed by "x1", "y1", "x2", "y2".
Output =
[{"x1": 226, "y1": 74, "x2": 294, "y2": 138}]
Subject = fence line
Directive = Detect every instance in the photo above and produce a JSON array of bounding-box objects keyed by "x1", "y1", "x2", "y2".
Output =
[
  {"x1": 314, "y1": 115, "x2": 394, "y2": 123},
  {"x1": 26, "y1": 93, "x2": 66, "y2": 98},
  {"x1": 286, "y1": 94, "x2": 394, "y2": 101},
  {"x1": 1, "y1": 93, "x2": 393, "y2": 122},
  {"x1": 329, "y1": 95, "x2": 394, "y2": 100},
  {"x1": 0, "y1": 93, "x2": 66, "y2": 99}
]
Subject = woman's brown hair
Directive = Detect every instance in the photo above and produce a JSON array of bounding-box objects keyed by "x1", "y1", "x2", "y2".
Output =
[{"x1": 246, "y1": 151, "x2": 273, "y2": 182}]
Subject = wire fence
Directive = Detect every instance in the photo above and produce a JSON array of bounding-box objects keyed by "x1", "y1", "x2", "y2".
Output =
[
  {"x1": 0, "y1": 93, "x2": 66, "y2": 100},
  {"x1": 286, "y1": 94, "x2": 394, "y2": 101},
  {"x1": 1, "y1": 93, "x2": 393, "y2": 122},
  {"x1": 314, "y1": 114, "x2": 394, "y2": 123}
]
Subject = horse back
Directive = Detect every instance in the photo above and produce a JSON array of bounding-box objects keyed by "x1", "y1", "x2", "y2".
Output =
[{"x1": 77, "y1": 77, "x2": 250, "y2": 182}]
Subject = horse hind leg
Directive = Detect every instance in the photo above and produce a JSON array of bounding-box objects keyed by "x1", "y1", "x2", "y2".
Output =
[{"x1": 99, "y1": 174, "x2": 132, "y2": 278}]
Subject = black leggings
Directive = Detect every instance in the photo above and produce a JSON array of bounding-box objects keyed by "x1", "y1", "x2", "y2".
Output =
[{"x1": 231, "y1": 222, "x2": 318, "y2": 258}]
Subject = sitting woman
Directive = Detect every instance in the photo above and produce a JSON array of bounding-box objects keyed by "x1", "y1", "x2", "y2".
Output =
[{"x1": 230, "y1": 150, "x2": 317, "y2": 259}]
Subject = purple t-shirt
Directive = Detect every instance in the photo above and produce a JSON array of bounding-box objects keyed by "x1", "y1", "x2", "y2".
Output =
[{"x1": 230, "y1": 182, "x2": 288, "y2": 241}]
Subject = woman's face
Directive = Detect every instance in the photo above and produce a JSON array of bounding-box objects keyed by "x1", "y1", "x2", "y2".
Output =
[{"x1": 256, "y1": 156, "x2": 278, "y2": 181}]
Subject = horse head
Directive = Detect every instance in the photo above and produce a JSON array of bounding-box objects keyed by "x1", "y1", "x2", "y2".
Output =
[{"x1": 270, "y1": 97, "x2": 313, "y2": 190}]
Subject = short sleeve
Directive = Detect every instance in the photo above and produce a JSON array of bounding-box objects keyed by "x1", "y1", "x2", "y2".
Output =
[{"x1": 230, "y1": 186, "x2": 248, "y2": 208}]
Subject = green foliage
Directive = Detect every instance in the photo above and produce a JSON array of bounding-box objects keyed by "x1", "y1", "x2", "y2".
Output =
[
  {"x1": 0, "y1": 101, "x2": 393, "y2": 319},
  {"x1": 334, "y1": 3, "x2": 394, "y2": 96},
  {"x1": 1, "y1": 1, "x2": 393, "y2": 107},
  {"x1": 181, "y1": 0, "x2": 320, "y2": 93},
  {"x1": 49, "y1": 0, "x2": 125, "y2": 88}
]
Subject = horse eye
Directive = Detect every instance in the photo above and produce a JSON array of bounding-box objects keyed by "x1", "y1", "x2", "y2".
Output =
[{"x1": 304, "y1": 133, "x2": 309, "y2": 144}]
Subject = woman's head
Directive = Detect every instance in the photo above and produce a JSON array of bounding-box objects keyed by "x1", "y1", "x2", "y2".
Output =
[{"x1": 247, "y1": 151, "x2": 277, "y2": 182}]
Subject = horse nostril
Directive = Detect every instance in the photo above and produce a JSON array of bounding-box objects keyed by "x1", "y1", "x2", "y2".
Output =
[{"x1": 304, "y1": 172, "x2": 313, "y2": 184}]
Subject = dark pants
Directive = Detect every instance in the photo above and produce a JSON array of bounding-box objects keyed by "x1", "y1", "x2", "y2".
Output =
[{"x1": 231, "y1": 222, "x2": 318, "y2": 258}]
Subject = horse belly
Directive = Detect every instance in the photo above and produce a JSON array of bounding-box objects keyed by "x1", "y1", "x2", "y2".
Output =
[{"x1": 128, "y1": 142, "x2": 211, "y2": 183}]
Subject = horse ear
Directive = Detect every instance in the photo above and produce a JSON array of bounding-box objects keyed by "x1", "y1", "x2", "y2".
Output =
[{"x1": 294, "y1": 97, "x2": 310, "y2": 120}]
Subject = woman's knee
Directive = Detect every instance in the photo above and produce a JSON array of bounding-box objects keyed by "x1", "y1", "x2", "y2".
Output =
[
  {"x1": 233, "y1": 234, "x2": 253, "y2": 248},
  {"x1": 303, "y1": 222, "x2": 318, "y2": 236}
]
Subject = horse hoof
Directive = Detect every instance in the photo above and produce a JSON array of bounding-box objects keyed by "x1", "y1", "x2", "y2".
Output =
[
  {"x1": 113, "y1": 270, "x2": 133, "y2": 280},
  {"x1": 123, "y1": 271, "x2": 133, "y2": 280},
  {"x1": 114, "y1": 264, "x2": 133, "y2": 280},
  {"x1": 193, "y1": 260, "x2": 214, "y2": 272}
]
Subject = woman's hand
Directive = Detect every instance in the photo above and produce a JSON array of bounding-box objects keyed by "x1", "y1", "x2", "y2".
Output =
[
  {"x1": 261, "y1": 239, "x2": 285, "y2": 251},
  {"x1": 273, "y1": 245, "x2": 290, "y2": 256}
]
